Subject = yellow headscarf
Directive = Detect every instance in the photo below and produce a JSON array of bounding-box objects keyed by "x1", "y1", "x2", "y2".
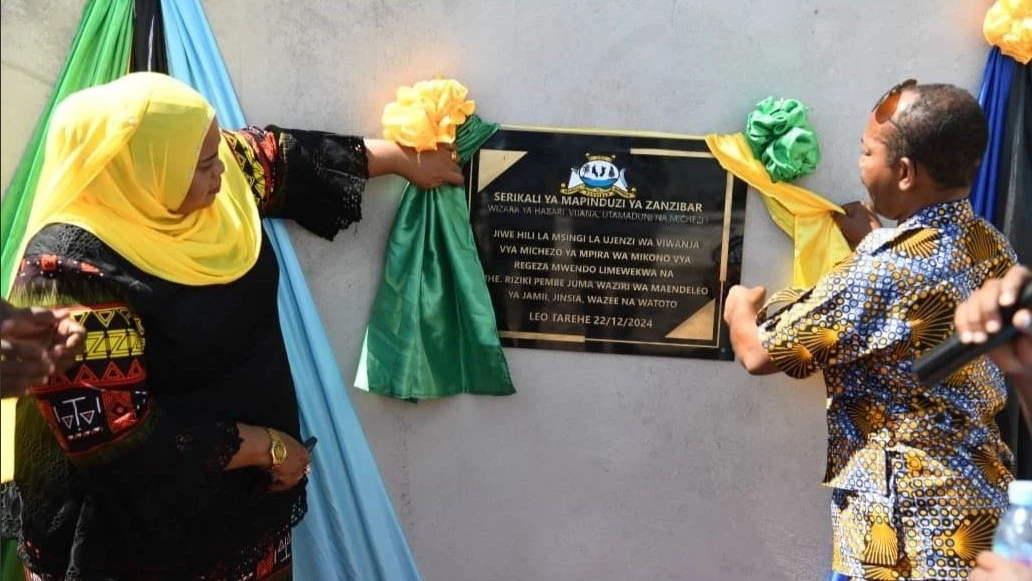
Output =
[{"x1": 12, "y1": 72, "x2": 262, "y2": 291}]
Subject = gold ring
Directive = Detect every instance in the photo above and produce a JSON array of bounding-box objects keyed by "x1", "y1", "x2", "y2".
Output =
[{"x1": 450, "y1": 150, "x2": 458, "y2": 163}]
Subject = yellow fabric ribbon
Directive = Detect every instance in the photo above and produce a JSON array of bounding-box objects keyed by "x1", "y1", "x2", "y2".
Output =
[
  {"x1": 984, "y1": 0, "x2": 1032, "y2": 64},
  {"x1": 705, "y1": 133, "x2": 851, "y2": 288},
  {"x1": 8, "y1": 72, "x2": 261, "y2": 296}
]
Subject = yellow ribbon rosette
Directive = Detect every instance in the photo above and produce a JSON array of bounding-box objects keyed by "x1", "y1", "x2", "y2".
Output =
[
  {"x1": 984, "y1": 0, "x2": 1032, "y2": 64},
  {"x1": 381, "y1": 79, "x2": 476, "y2": 152}
]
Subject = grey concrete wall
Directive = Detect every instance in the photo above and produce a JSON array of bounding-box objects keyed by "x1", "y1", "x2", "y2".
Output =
[{"x1": 1, "y1": 1, "x2": 995, "y2": 579}]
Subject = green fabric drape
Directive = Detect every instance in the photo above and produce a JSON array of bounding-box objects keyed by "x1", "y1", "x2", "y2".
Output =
[
  {"x1": 0, "y1": 0, "x2": 134, "y2": 296},
  {"x1": 0, "y1": 541, "x2": 20, "y2": 581},
  {"x1": 0, "y1": 2, "x2": 133, "y2": 579},
  {"x1": 356, "y1": 115, "x2": 515, "y2": 400}
]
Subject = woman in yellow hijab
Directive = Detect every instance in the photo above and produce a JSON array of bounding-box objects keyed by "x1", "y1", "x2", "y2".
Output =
[{"x1": 2, "y1": 72, "x2": 462, "y2": 581}]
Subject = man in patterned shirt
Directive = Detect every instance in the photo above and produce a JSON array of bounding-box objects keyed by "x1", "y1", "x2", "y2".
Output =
[{"x1": 724, "y1": 81, "x2": 1017, "y2": 580}]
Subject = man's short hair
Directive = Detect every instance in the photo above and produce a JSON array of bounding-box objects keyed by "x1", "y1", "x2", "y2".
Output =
[{"x1": 885, "y1": 84, "x2": 988, "y2": 189}]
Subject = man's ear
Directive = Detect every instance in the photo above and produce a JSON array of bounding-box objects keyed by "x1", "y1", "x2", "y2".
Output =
[{"x1": 897, "y1": 156, "x2": 917, "y2": 192}]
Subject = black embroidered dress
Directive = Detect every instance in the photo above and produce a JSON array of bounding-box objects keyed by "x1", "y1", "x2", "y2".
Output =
[{"x1": 2, "y1": 127, "x2": 367, "y2": 581}]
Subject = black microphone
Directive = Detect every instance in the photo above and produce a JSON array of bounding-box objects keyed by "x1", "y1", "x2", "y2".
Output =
[{"x1": 915, "y1": 279, "x2": 1032, "y2": 386}]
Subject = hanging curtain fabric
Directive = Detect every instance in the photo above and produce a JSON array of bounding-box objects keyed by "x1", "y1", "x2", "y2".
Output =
[
  {"x1": 131, "y1": 0, "x2": 168, "y2": 73},
  {"x1": 976, "y1": 1, "x2": 1032, "y2": 483},
  {"x1": 994, "y1": 64, "x2": 1032, "y2": 262},
  {"x1": 971, "y1": 47, "x2": 1017, "y2": 223},
  {"x1": 0, "y1": 0, "x2": 133, "y2": 296},
  {"x1": 0, "y1": 540, "x2": 20, "y2": 581},
  {"x1": 354, "y1": 115, "x2": 516, "y2": 400},
  {"x1": 991, "y1": 61, "x2": 1032, "y2": 480},
  {"x1": 0, "y1": 3, "x2": 133, "y2": 579},
  {"x1": 159, "y1": 1, "x2": 424, "y2": 579}
]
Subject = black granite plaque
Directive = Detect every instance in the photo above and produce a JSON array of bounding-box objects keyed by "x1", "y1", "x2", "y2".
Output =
[{"x1": 468, "y1": 127, "x2": 747, "y2": 359}]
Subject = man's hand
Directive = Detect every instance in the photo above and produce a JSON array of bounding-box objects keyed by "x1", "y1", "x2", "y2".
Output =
[
  {"x1": 833, "y1": 200, "x2": 882, "y2": 250},
  {"x1": 723, "y1": 285, "x2": 767, "y2": 324},
  {"x1": 971, "y1": 551, "x2": 1032, "y2": 581},
  {"x1": 0, "y1": 302, "x2": 58, "y2": 339},
  {"x1": 954, "y1": 265, "x2": 1031, "y2": 381},
  {"x1": 49, "y1": 315, "x2": 86, "y2": 374},
  {"x1": 0, "y1": 300, "x2": 86, "y2": 398},
  {"x1": 1, "y1": 336, "x2": 53, "y2": 398},
  {"x1": 724, "y1": 285, "x2": 777, "y2": 375}
]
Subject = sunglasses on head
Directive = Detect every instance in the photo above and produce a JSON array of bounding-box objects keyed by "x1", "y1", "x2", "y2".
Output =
[{"x1": 872, "y1": 78, "x2": 917, "y2": 124}]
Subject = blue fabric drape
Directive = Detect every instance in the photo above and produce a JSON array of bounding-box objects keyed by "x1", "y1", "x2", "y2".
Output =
[
  {"x1": 971, "y1": 47, "x2": 1017, "y2": 222},
  {"x1": 160, "y1": 2, "x2": 424, "y2": 579}
]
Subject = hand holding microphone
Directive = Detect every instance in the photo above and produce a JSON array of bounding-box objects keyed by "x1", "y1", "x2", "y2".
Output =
[{"x1": 915, "y1": 265, "x2": 1032, "y2": 386}]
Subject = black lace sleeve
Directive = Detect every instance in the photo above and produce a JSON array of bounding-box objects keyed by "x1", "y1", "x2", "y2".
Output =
[
  {"x1": 7, "y1": 253, "x2": 243, "y2": 491},
  {"x1": 222, "y1": 126, "x2": 367, "y2": 240},
  {"x1": 3, "y1": 226, "x2": 305, "y2": 579}
]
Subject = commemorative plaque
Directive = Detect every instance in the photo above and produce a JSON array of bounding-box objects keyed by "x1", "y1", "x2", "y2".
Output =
[{"x1": 467, "y1": 127, "x2": 747, "y2": 360}]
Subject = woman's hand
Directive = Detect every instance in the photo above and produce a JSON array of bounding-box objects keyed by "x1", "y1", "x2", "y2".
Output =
[
  {"x1": 229, "y1": 424, "x2": 311, "y2": 492},
  {"x1": 400, "y1": 145, "x2": 464, "y2": 189},
  {"x1": 364, "y1": 139, "x2": 463, "y2": 189}
]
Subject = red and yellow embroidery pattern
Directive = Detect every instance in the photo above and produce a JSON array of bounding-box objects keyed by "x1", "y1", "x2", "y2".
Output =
[{"x1": 31, "y1": 303, "x2": 150, "y2": 456}]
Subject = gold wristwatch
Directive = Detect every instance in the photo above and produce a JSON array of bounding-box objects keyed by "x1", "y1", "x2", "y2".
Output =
[{"x1": 267, "y1": 427, "x2": 288, "y2": 467}]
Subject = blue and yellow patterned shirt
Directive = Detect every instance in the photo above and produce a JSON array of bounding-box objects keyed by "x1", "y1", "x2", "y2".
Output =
[{"x1": 759, "y1": 199, "x2": 1015, "y2": 499}]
